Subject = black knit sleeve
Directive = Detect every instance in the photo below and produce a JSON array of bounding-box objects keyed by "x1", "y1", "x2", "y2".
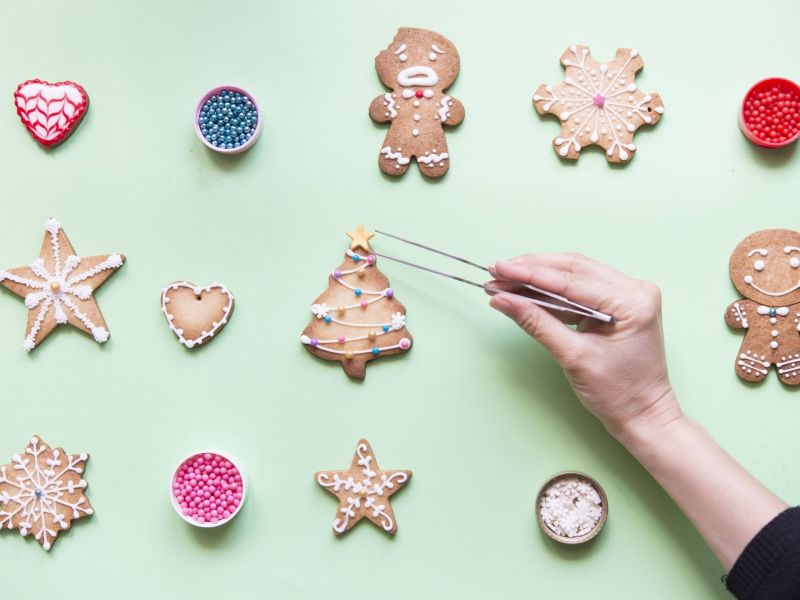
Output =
[{"x1": 726, "y1": 507, "x2": 800, "y2": 599}]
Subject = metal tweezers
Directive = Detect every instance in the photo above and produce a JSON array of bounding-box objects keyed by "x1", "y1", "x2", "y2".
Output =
[{"x1": 373, "y1": 230, "x2": 615, "y2": 324}]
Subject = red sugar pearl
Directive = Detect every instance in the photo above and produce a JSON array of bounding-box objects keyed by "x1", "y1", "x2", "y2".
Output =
[{"x1": 173, "y1": 453, "x2": 243, "y2": 524}]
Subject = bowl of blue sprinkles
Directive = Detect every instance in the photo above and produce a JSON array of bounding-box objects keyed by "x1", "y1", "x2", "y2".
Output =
[{"x1": 195, "y1": 85, "x2": 262, "y2": 154}]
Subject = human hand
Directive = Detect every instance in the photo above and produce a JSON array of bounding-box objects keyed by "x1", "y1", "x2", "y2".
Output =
[{"x1": 487, "y1": 254, "x2": 682, "y2": 441}]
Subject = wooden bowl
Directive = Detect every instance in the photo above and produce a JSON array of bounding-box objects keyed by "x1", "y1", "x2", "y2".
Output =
[{"x1": 535, "y1": 471, "x2": 608, "y2": 545}]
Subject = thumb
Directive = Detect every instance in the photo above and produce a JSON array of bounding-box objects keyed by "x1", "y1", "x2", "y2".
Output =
[{"x1": 490, "y1": 293, "x2": 581, "y2": 361}]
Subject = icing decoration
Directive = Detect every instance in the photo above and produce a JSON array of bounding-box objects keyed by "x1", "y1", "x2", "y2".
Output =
[
  {"x1": 0, "y1": 436, "x2": 93, "y2": 551},
  {"x1": 315, "y1": 439, "x2": 411, "y2": 536},
  {"x1": 369, "y1": 28, "x2": 464, "y2": 178},
  {"x1": 14, "y1": 79, "x2": 89, "y2": 147},
  {"x1": 533, "y1": 45, "x2": 664, "y2": 163},
  {"x1": 300, "y1": 228, "x2": 413, "y2": 380},
  {"x1": 160, "y1": 282, "x2": 234, "y2": 349},
  {"x1": 0, "y1": 218, "x2": 125, "y2": 352}
]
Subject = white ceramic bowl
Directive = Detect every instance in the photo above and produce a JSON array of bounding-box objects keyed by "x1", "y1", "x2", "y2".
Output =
[
  {"x1": 194, "y1": 85, "x2": 262, "y2": 154},
  {"x1": 169, "y1": 449, "x2": 247, "y2": 528}
]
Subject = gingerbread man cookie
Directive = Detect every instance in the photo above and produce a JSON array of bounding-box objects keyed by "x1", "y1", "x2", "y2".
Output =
[
  {"x1": 369, "y1": 28, "x2": 465, "y2": 177},
  {"x1": 533, "y1": 45, "x2": 664, "y2": 163},
  {"x1": 726, "y1": 229, "x2": 800, "y2": 384}
]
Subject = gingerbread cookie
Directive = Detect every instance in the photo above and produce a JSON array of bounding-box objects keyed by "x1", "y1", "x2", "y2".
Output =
[
  {"x1": 726, "y1": 229, "x2": 800, "y2": 384},
  {"x1": 300, "y1": 225, "x2": 412, "y2": 380},
  {"x1": 533, "y1": 45, "x2": 664, "y2": 163},
  {"x1": 369, "y1": 28, "x2": 464, "y2": 177},
  {"x1": 14, "y1": 79, "x2": 89, "y2": 147},
  {"x1": 0, "y1": 218, "x2": 125, "y2": 351},
  {"x1": 161, "y1": 282, "x2": 234, "y2": 349},
  {"x1": 315, "y1": 439, "x2": 411, "y2": 536},
  {"x1": 0, "y1": 436, "x2": 93, "y2": 551}
]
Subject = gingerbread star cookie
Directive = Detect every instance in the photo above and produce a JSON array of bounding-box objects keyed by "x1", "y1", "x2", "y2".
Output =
[
  {"x1": 0, "y1": 436, "x2": 94, "y2": 551},
  {"x1": 0, "y1": 218, "x2": 125, "y2": 351},
  {"x1": 315, "y1": 439, "x2": 411, "y2": 535},
  {"x1": 533, "y1": 45, "x2": 664, "y2": 163}
]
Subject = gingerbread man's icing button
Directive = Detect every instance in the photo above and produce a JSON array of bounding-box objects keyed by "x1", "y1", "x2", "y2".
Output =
[{"x1": 195, "y1": 85, "x2": 262, "y2": 154}]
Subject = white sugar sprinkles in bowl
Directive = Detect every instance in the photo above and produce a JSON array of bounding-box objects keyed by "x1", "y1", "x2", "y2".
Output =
[{"x1": 536, "y1": 472, "x2": 608, "y2": 544}]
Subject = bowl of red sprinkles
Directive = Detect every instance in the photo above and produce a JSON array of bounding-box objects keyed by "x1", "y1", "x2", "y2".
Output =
[
  {"x1": 170, "y1": 450, "x2": 246, "y2": 528},
  {"x1": 740, "y1": 78, "x2": 800, "y2": 148}
]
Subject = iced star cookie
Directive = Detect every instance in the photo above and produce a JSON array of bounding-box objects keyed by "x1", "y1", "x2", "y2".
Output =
[
  {"x1": 726, "y1": 229, "x2": 800, "y2": 384},
  {"x1": 0, "y1": 218, "x2": 125, "y2": 351},
  {"x1": 161, "y1": 282, "x2": 234, "y2": 349},
  {"x1": 0, "y1": 436, "x2": 94, "y2": 551},
  {"x1": 533, "y1": 45, "x2": 664, "y2": 163},
  {"x1": 14, "y1": 79, "x2": 89, "y2": 147},
  {"x1": 369, "y1": 28, "x2": 465, "y2": 177},
  {"x1": 315, "y1": 439, "x2": 411, "y2": 536}
]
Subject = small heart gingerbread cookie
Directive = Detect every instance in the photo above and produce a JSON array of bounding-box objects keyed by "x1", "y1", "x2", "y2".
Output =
[{"x1": 160, "y1": 282, "x2": 234, "y2": 349}]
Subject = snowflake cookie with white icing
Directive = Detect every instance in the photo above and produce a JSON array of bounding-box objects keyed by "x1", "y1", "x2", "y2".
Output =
[
  {"x1": 726, "y1": 229, "x2": 800, "y2": 385},
  {"x1": 316, "y1": 439, "x2": 411, "y2": 536},
  {"x1": 0, "y1": 436, "x2": 94, "y2": 551},
  {"x1": 369, "y1": 28, "x2": 465, "y2": 177},
  {"x1": 533, "y1": 45, "x2": 664, "y2": 163},
  {"x1": 0, "y1": 218, "x2": 125, "y2": 351}
]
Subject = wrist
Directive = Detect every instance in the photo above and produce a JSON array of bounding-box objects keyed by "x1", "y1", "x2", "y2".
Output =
[{"x1": 607, "y1": 387, "x2": 686, "y2": 450}]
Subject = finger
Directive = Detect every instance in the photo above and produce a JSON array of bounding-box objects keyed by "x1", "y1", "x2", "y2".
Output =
[
  {"x1": 484, "y1": 280, "x2": 582, "y2": 325},
  {"x1": 490, "y1": 261, "x2": 622, "y2": 317},
  {"x1": 490, "y1": 293, "x2": 583, "y2": 360}
]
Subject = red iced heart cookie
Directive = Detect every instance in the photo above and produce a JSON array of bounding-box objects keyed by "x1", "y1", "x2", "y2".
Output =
[{"x1": 14, "y1": 79, "x2": 89, "y2": 147}]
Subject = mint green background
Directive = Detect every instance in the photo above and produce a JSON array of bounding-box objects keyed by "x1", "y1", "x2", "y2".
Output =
[{"x1": 0, "y1": 1, "x2": 798, "y2": 597}]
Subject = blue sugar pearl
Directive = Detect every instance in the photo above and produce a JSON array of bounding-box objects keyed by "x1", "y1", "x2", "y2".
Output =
[
  {"x1": 770, "y1": 308, "x2": 777, "y2": 317},
  {"x1": 324, "y1": 316, "x2": 332, "y2": 323},
  {"x1": 372, "y1": 347, "x2": 381, "y2": 355},
  {"x1": 354, "y1": 289, "x2": 362, "y2": 296},
  {"x1": 34, "y1": 488, "x2": 43, "y2": 498},
  {"x1": 382, "y1": 324, "x2": 390, "y2": 332},
  {"x1": 199, "y1": 89, "x2": 258, "y2": 150},
  {"x1": 352, "y1": 254, "x2": 361, "y2": 262}
]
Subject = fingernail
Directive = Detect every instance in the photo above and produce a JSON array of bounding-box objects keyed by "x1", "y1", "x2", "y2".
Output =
[{"x1": 490, "y1": 295, "x2": 511, "y2": 312}]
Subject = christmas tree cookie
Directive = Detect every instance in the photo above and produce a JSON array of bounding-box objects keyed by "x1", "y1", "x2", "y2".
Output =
[
  {"x1": 0, "y1": 218, "x2": 125, "y2": 351},
  {"x1": 300, "y1": 225, "x2": 412, "y2": 380}
]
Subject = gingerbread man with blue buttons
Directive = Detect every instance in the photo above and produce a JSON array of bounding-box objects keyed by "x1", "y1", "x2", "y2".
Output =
[
  {"x1": 726, "y1": 229, "x2": 800, "y2": 384},
  {"x1": 369, "y1": 28, "x2": 465, "y2": 177}
]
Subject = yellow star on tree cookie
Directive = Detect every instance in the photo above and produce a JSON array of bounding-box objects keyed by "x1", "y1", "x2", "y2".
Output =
[
  {"x1": 0, "y1": 436, "x2": 94, "y2": 551},
  {"x1": 315, "y1": 439, "x2": 411, "y2": 535},
  {"x1": 0, "y1": 218, "x2": 125, "y2": 351},
  {"x1": 346, "y1": 224, "x2": 375, "y2": 253}
]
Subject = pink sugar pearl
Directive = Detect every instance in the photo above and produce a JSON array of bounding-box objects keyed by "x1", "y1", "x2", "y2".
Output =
[{"x1": 174, "y1": 453, "x2": 243, "y2": 524}]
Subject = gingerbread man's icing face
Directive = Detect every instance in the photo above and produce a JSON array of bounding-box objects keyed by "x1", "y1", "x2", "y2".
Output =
[
  {"x1": 375, "y1": 28, "x2": 460, "y2": 93},
  {"x1": 730, "y1": 229, "x2": 800, "y2": 307}
]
